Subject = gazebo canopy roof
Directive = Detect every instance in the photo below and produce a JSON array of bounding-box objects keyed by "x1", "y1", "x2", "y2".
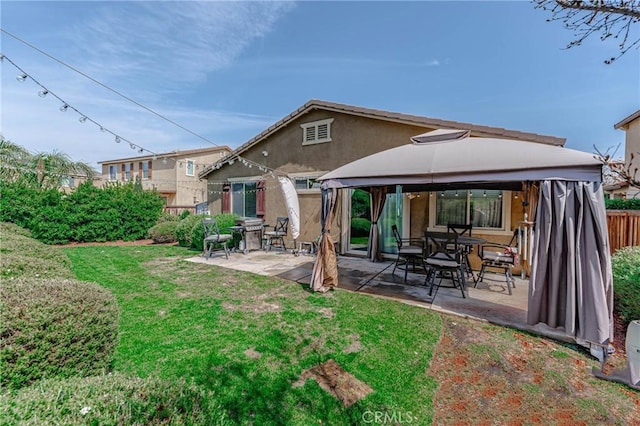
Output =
[{"x1": 319, "y1": 130, "x2": 602, "y2": 188}]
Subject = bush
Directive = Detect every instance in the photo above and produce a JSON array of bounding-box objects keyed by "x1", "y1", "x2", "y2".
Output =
[
  {"x1": 611, "y1": 246, "x2": 640, "y2": 326},
  {"x1": 1, "y1": 373, "x2": 229, "y2": 425},
  {"x1": 190, "y1": 213, "x2": 238, "y2": 251},
  {"x1": 0, "y1": 278, "x2": 119, "y2": 389},
  {"x1": 179, "y1": 209, "x2": 191, "y2": 220},
  {"x1": 350, "y1": 217, "x2": 371, "y2": 237},
  {"x1": 1, "y1": 180, "x2": 164, "y2": 244},
  {"x1": 155, "y1": 211, "x2": 180, "y2": 224},
  {"x1": 605, "y1": 198, "x2": 640, "y2": 210},
  {"x1": 0, "y1": 223, "x2": 74, "y2": 280},
  {"x1": 147, "y1": 221, "x2": 178, "y2": 244},
  {"x1": 175, "y1": 214, "x2": 206, "y2": 248}
]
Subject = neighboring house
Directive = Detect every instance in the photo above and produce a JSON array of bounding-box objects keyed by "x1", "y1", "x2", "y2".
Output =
[
  {"x1": 614, "y1": 109, "x2": 640, "y2": 199},
  {"x1": 60, "y1": 171, "x2": 98, "y2": 193},
  {"x1": 99, "y1": 146, "x2": 231, "y2": 209},
  {"x1": 200, "y1": 99, "x2": 566, "y2": 262}
]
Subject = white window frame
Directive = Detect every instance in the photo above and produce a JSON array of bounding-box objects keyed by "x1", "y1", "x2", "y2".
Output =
[
  {"x1": 427, "y1": 190, "x2": 512, "y2": 236},
  {"x1": 289, "y1": 171, "x2": 326, "y2": 194},
  {"x1": 109, "y1": 165, "x2": 117, "y2": 181},
  {"x1": 229, "y1": 180, "x2": 258, "y2": 217},
  {"x1": 124, "y1": 163, "x2": 132, "y2": 181},
  {"x1": 301, "y1": 118, "x2": 334, "y2": 145},
  {"x1": 185, "y1": 159, "x2": 195, "y2": 177}
]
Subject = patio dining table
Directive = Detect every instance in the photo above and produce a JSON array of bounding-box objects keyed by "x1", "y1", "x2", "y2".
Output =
[{"x1": 429, "y1": 234, "x2": 486, "y2": 279}]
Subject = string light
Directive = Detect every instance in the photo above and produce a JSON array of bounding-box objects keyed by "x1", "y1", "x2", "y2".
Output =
[{"x1": 1, "y1": 52, "x2": 275, "y2": 175}]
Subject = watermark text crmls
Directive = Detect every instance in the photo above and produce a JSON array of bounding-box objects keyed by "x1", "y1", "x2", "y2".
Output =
[{"x1": 362, "y1": 410, "x2": 416, "y2": 424}]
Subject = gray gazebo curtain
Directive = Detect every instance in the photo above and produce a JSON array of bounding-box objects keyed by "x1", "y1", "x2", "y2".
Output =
[
  {"x1": 311, "y1": 187, "x2": 339, "y2": 292},
  {"x1": 527, "y1": 180, "x2": 613, "y2": 345},
  {"x1": 367, "y1": 187, "x2": 387, "y2": 262}
]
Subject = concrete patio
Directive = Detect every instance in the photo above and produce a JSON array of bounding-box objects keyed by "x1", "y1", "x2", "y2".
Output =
[{"x1": 188, "y1": 249, "x2": 570, "y2": 342}]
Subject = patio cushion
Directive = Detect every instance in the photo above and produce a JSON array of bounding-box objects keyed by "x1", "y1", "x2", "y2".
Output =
[
  {"x1": 482, "y1": 250, "x2": 516, "y2": 265},
  {"x1": 204, "y1": 234, "x2": 233, "y2": 243},
  {"x1": 425, "y1": 255, "x2": 459, "y2": 269},
  {"x1": 399, "y1": 246, "x2": 423, "y2": 255}
]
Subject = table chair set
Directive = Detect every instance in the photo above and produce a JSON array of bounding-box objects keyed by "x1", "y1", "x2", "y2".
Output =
[{"x1": 390, "y1": 223, "x2": 520, "y2": 298}]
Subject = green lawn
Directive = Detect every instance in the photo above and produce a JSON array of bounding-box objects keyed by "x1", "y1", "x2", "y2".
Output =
[{"x1": 64, "y1": 246, "x2": 441, "y2": 425}]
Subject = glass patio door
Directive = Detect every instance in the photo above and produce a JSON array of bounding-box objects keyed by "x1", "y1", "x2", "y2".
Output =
[{"x1": 347, "y1": 186, "x2": 404, "y2": 255}]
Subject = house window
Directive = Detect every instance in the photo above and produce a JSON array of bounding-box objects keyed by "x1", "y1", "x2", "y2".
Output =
[
  {"x1": 231, "y1": 182, "x2": 257, "y2": 217},
  {"x1": 432, "y1": 189, "x2": 507, "y2": 230},
  {"x1": 185, "y1": 159, "x2": 195, "y2": 176},
  {"x1": 301, "y1": 118, "x2": 334, "y2": 145},
  {"x1": 141, "y1": 161, "x2": 150, "y2": 179},
  {"x1": 61, "y1": 176, "x2": 75, "y2": 188},
  {"x1": 290, "y1": 173, "x2": 324, "y2": 194},
  {"x1": 109, "y1": 165, "x2": 117, "y2": 181},
  {"x1": 124, "y1": 163, "x2": 132, "y2": 181}
]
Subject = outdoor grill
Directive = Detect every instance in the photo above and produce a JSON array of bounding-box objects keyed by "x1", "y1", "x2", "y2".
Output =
[{"x1": 234, "y1": 217, "x2": 264, "y2": 253}]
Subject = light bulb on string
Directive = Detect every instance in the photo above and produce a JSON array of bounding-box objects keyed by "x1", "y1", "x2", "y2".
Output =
[
  {"x1": 0, "y1": 54, "x2": 5, "y2": 61},
  {"x1": 16, "y1": 73, "x2": 27, "y2": 82},
  {"x1": 129, "y1": 143, "x2": 136, "y2": 150},
  {"x1": 162, "y1": 158, "x2": 168, "y2": 165},
  {"x1": 138, "y1": 148, "x2": 144, "y2": 154},
  {"x1": 115, "y1": 136, "x2": 121, "y2": 144},
  {"x1": 100, "y1": 126, "x2": 106, "y2": 132},
  {"x1": 79, "y1": 116, "x2": 87, "y2": 123},
  {"x1": 483, "y1": 190, "x2": 487, "y2": 197},
  {"x1": 38, "y1": 90, "x2": 48, "y2": 98},
  {"x1": 59, "y1": 104, "x2": 69, "y2": 112}
]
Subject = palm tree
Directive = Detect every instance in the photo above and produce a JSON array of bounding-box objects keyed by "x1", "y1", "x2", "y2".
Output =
[{"x1": 0, "y1": 136, "x2": 96, "y2": 189}]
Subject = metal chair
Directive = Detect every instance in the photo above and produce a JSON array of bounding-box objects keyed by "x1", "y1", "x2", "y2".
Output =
[
  {"x1": 447, "y1": 223, "x2": 474, "y2": 277},
  {"x1": 202, "y1": 218, "x2": 233, "y2": 259},
  {"x1": 391, "y1": 224, "x2": 426, "y2": 282},
  {"x1": 424, "y1": 231, "x2": 467, "y2": 298},
  {"x1": 475, "y1": 229, "x2": 520, "y2": 295},
  {"x1": 264, "y1": 216, "x2": 289, "y2": 251}
]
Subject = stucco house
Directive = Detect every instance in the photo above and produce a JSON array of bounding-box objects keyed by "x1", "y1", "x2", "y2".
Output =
[
  {"x1": 99, "y1": 146, "x2": 231, "y2": 210},
  {"x1": 614, "y1": 109, "x2": 640, "y2": 199},
  {"x1": 200, "y1": 100, "x2": 566, "y2": 269}
]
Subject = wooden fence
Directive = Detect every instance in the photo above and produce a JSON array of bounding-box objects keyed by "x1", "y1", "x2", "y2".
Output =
[{"x1": 606, "y1": 210, "x2": 640, "y2": 254}]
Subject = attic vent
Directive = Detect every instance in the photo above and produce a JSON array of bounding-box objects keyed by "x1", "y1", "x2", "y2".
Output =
[{"x1": 301, "y1": 118, "x2": 334, "y2": 145}]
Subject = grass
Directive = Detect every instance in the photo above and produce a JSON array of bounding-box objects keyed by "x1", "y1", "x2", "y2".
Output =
[{"x1": 64, "y1": 245, "x2": 441, "y2": 425}]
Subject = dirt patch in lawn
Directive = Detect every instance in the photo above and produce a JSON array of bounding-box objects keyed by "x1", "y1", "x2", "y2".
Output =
[
  {"x1": 429, "y1": 315, "x2": 640, "y2": 425},
  {"x1": 57, "y1": 239, "x2": 160, "y2": 247},
  {"x1": 293, "y1": 359, "x2": 373, "y2": 407}
]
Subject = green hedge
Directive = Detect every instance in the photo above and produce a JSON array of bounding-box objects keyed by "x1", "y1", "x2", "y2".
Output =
[
  {"x1": 0, "y1": 278, "x2": 119, "y2": 389},
  {"x1": 611, "y1": 246, "x2": 640, "y2": 327},
  {"x1": 605, "y1": 198, "x2": 640, "y2": 210},
  {"x1": 176, "y1": 213, "x2": 238, "y2": 250},
  {"x1": 1, "y1": 373, "x2": 229, "y2": 425},
  {"x1": 350, "y1": 217, "x2": 372, "y2": 237},
  {"x1": 147, "y1": 221, "x2": 179, "y2": 244},
  {"x1": 0, "y1": 180, "x2": 164, "y2": 244}
]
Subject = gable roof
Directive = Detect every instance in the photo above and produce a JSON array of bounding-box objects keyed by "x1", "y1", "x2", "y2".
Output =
[
  {"x1": 614, "y1": 109, "x2": 640, "y2": 130},
  {"x1": 200, "y1": 99, "x2": 566, "y2": 178},
  {"x1": 98, "y1": 145, "x2": 231, "y2": 165}
]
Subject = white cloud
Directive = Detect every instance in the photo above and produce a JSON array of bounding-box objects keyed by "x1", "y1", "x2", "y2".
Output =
[{"x1": 73, "y1": 1, "x2": 296, "y2": 87}]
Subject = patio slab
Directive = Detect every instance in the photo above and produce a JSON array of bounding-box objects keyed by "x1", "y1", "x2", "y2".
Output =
[{"x1": 186, "y1": 250, "x2": 570, "y2": 342}]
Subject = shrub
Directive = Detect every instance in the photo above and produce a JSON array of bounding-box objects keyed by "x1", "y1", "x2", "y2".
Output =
[
  {"x1": 155, "y1": 211, "x2": 180, "y2": 224},
  {"x1": 147, "y1": 221, "x2": 178, "y2": 244},
  {"x1": 0, "y1": 278, "x2": 119, "y2": 389},
  {"x1": 1, "y1": 373, "x2": 229, "y2": 425},
  {"x1": 179, "y1": 209, "x2": 191, "y2": 220},
  {"x1": 0, "y1": 223, "x2": 74, "y2": 279},
  {"x1": 350, "y1": 217, "x2": 371, "y2": 237},
  {"x1": 175, "y1": 214, "x2": 206, "y2": 248},
  {"x1": 611, "y1": 246, "x2": 640, "y2": 326},
  {"x1": 605, "y1": 198, "x2": 640, "y2": 210}
]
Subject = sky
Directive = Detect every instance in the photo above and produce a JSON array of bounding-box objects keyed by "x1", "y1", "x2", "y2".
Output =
[{"x1": 1, "y1": 1, "x2": 639, "y2": 170}]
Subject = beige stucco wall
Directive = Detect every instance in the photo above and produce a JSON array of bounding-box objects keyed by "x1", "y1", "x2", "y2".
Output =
[
  {"x1": 206, "y1": 110, "x2": 432, "y2": 245},
  {"x1": 100, "y1": 148, "x2": 228, "y2": 207},
  {"x1": 625, "y1": 118, "x2": 640, "y2": 199}
]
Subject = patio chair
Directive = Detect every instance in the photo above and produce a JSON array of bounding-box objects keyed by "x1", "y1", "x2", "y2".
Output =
[
  {"x1": 447, "y1": 223, "x2": 474, "y2": 276},
  {"x1": 264, "y1": 216, "x2": 289, "y2": 251},
  {"x1": 475, "y1": 229, "x2": 520, "y2": 295},
  {"x1": 424, "y1": 231, "x2": 467, "y2": 298},
  {"x1": 202, "y1": 218, "x2": 233, "y2": 259},
  {"x1": 391, "y1": 224, "x2": 426, "y2": 282}
]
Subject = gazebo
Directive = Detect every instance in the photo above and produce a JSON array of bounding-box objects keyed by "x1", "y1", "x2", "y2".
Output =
[{"x1": 310, "y1": 129, "x2": 613, "y2": 352}]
